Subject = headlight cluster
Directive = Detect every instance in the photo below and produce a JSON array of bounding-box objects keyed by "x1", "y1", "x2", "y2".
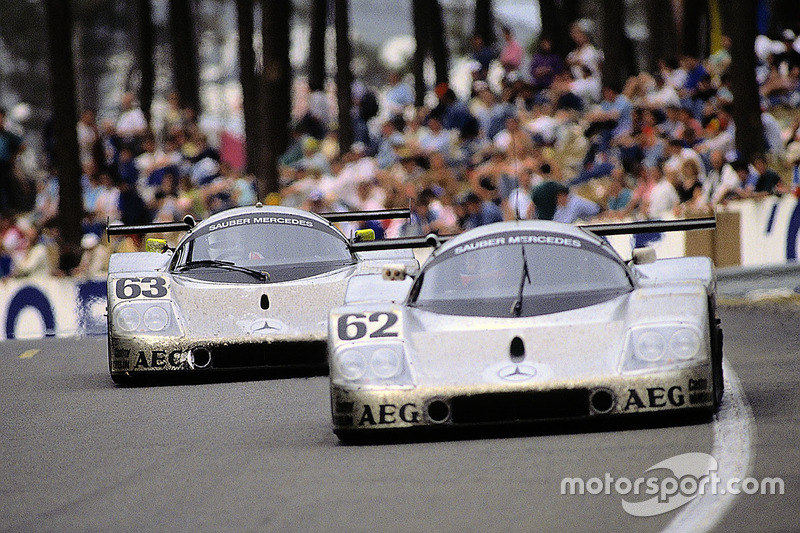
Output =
[
  {"x1": 332, "y1": 343, "x2": 413, "y2": 388},
  {"x1": 622, "y1": 324, "x2": 704, "y2": 372},
  {"x1": 112, "y1": 301, "x2": 182, "y2": 336}
]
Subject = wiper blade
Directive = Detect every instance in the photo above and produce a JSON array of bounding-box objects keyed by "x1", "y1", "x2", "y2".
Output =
[
  {"x1": 175, "y1": 260, "x2": 269, "y2": 281},
  {"x1": 510, "y1": 245, "x2": 531, "y2": 316}
]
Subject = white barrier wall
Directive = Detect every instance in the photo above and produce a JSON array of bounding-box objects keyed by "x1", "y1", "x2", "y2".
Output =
[
  {"x1": 0, "y1": 278, "x2": 106, "y2": 339},
  {"x1": 606, "y1": 195, "x2": 800, "y2": 265},
  {"x1": 3, "y1": 195, "x2": 799, "y2": 340}
]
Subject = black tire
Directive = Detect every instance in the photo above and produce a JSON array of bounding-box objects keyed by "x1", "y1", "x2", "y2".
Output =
[{"x1": 110, "y1": 373, "x2": 131, "y2": 386}]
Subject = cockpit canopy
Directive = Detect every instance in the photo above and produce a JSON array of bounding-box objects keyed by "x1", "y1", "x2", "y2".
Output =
[
  {"x1": 171, "y1": 212, "x2": 354, "y2": 283},
  {"x1": 409, "y1": 230, "x2": 634, "y2": 317}
]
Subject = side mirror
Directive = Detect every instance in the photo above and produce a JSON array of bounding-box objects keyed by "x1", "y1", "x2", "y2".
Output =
[
  {"x1": 354, "y1": 228, "x2": 376, "y2": 242},
  {"x1": 631, "y1": 246, "x2": 656, "y2": 264},
  {"x1": 382, "y1": 263, "x2": 407, "y2": 281},
  {"x1": 146, "y1": 238, "x2": 168, "y2": 253}
]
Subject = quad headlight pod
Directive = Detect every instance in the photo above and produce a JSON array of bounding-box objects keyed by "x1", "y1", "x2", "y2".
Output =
[
  {"x1": 332, "y1": 343, "x2": 412, "y2": 387},
  {"x1": 112, "y1": 301, "x2": 181, "y2": 336},
  {"x1": 623, "y1": 324, "x2": 703, "y2": 371}
]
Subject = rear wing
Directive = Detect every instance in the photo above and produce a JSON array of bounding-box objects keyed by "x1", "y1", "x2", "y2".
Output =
[
  {"x1": 106, "y1": 208, "x2": 411, "y2": 238},
  {"x1": 350, "y1": 217, "x2": 717, "y2": 252}
]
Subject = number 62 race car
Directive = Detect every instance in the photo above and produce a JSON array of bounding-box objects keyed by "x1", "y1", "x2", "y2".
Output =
[
  {"x1": 106, "y1": 204, "x2": 416, "y2": 384},
  {"x1": 328, "y1": 217, "x2": 722, "y2": 440}
]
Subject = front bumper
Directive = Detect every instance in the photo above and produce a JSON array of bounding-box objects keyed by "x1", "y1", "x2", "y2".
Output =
[
  {"x1": 109, "y1": 334, "x2": 327, "y2": 378},
  {"x1": 331, "y1": 365, "x2": 715, "y2": 433}
]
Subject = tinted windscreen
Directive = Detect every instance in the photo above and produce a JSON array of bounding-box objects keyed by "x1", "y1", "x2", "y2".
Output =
[
  {"x1": 410, "y1": 231, "x2": 632, "y2": 316},
  {"x1": 172, "y1": 214, "x2": 353, "y2": 282}
]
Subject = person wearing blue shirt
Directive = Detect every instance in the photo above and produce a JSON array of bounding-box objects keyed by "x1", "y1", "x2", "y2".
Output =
[{"x1": 553, "y1": 184, "x2": 601, "y2": 223}]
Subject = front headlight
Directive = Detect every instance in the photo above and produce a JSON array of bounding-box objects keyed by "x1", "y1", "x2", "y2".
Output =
[
  {"x1": 371, "y1": 347, "x2": 403, "y2": 378},
  {"x1": 635, "y1": 331, "x2": 667, "y2": 362},
  {"x1": 112, "y1": 301, "x2": 182, "y2": 336},
  {"x1": 622, "y1": 324, "x2": 705, "y2": 372},
  {"x1": 670, "y1": 329, "x2": 701, "y2": 360},
  {"x1": 332, "y1": 343, "x2": 412, "y2": 388},
  {"x1": 335, "y1": 349, "x2": 368, "y2": 380}
]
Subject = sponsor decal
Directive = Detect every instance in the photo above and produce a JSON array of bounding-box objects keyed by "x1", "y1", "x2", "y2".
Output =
[
  {"x1": 453, "y1": 235, "x2": 583, "y2": 256},
  {"x1": 357, "y1": 403, "x2": 420, "y2": 426},
  {"x1": 208, "y1": 216, "x2": 314, "y2": 232},
  {"x1": 622, "y1": 386, "x2": 685, "y2": 410},
  {"x1": 507, "y1": 234, "x2": 582, "y2": 247},
  {"x1": 128, "y1": 350, "x2": 185, "y2": 369},
  {"x1": 688, "y1": 378, "x2": 708, "y2": 391}
]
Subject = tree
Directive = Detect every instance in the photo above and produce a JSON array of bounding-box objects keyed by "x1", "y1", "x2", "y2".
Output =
[
  {"x1": 719, "y1": 0, "x2": 765, "y2": 160},
  {"x1": 261, "y1": 0, "x2": 292, "y2": 197},
  {"x1": 682, "y1": 0, "x2": 710, "y2": 58},
  {"x1": 334, "y1": 0, "x2": 353, "y2": 153},
  {"x1": 600, "y1": 0, "x2": 628, "y2": 89},
  {"x1": 169, "y1": 0, "x2": 201, "y2": 114},
  {"x1": 644, "y1": 0, "x2": 678, "y2": 70},
  {"x1": 43, "y1": 0, "x2": 83, "y2": 270},
  {"x1": 137, "y1": 0, "x2": 154, "y2": 122},
  {"x1": 412, "y1": 0, "x2": 430, "y2": 107},
  {"x1": 308, "y1": 0, "x2": 328, "y2": 92},
  {"x1": 236, "y1": 0, "x2": 261, "y2": 178},
  {"x1": 539, "y1": 0, "x2": 582, "y2": 57},
  {"x1": 429, "y1": 0, "x2": 449, "y2": 86},
  {"x1": 474, "y1": 0, "x2": 495, "y2": 47}
]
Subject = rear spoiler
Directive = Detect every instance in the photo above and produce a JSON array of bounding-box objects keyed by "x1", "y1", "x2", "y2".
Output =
[
  {"x1": 106, "y1": 208, "x2": 411, "y2": 238},
  {"x1": 350, "y1": 217, "x2": 717, "y2": 252}
]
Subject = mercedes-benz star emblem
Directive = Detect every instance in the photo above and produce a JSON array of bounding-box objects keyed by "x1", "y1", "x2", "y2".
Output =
[{"x1": 498, "y1": 364, "x2": 537, "y2": 381}]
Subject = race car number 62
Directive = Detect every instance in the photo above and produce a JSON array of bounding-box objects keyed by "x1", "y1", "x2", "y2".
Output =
[
  {"x1": 115, "y1": 277, "x2": 168, "y2": 299},
  {"x1": 337, "y1": 312, "x2": 399, "y2": 340}
]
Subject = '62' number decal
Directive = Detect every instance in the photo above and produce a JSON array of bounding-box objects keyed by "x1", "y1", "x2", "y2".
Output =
[
  {"x1": 115, "y1": 277, "x2": 168, "y2": 299},
  {"x1": 337, "y1": 312, "x2": 399, "y2": 341}
]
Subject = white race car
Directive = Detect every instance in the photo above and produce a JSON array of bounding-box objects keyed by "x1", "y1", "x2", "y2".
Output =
[
  {"x1": 106, "y1": 204, "x2": 415, "y2": 384},
  {"x1": 329, "y1": 218, "x2": 722, "y2": 440}
]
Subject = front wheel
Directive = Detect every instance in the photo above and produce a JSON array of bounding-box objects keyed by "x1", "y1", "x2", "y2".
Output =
[{"x1": 711, "y1": 317, "x2": 724, "y2": 410}]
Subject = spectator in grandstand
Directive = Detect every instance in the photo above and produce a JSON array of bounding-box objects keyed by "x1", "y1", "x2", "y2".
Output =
[
  {"x1": 529, "y1": 35, "x2": 564, "y2": 94},
  {"x1": 552, "y1": 184, "x2": 601, "y2": 223},
  {"x1": 499, "y1": 26, "x2": 524, "y2": 73},
  {"x1": 750, "y1": 153, "x2": 786, "y2": 196},
  {"x1": 115, "y1": 92, "x2": 148, "y2": 152},
  {"x1": 8, "y1": 223, "x2": 53, "y2": 278}
]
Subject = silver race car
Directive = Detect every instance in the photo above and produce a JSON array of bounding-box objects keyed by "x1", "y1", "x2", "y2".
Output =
[
  {"x1": 106, "y1": 204, "x2": 416, "y2": 384},
  {"x1": 329, "y1": 218, "x2": 722, "y2": 440}
]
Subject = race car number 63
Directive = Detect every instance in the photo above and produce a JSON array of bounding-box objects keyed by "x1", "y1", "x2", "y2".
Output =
[
  {"x1": 337, "y1": 312, "x2": 399, "y2": 341},
  {"x1": 115, "y1": 277, "x2": 168, "y2": 299}
]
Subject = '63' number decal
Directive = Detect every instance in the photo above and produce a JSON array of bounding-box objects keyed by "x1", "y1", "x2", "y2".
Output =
[
  {"x1": 337, "y1": 312, "x2": 400, "y2": 341},
  {"x1": 115, "y1": 277, "x2": 168, "y2": 299}
]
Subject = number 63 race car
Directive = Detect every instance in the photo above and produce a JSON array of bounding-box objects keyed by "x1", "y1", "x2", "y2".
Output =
[
  {"x1": 328, "y1": 217, "x2": 723, "y2": 440},
  {"x1": 106, "y1": 204, "x2": 416, "y2": 384}
]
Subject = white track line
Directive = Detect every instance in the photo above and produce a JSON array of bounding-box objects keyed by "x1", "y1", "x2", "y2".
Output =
[{"x1": 661, "y1": 359, "x2": 756, "y2": 533}]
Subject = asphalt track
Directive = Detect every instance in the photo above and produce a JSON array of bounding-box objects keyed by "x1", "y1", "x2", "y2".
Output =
[{"x1": 0, "y1": 303, "x2": 797, "y2": 532}]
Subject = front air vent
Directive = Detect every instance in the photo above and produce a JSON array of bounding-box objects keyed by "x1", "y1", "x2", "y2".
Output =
[{"x1": 509, "y1": 336, "x2": 525, "y2": 362}]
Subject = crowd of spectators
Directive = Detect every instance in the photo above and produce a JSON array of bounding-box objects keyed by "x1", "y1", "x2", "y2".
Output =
[{"x1": 3, "y1": 21, "x2": 800, "y2": 279}]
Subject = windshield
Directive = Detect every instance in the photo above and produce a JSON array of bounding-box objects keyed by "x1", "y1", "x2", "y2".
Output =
[
  {"x1": 409, "y1": 231, "x2": 633, "y2": 317},
  {"x1": 171, "y1": 212, "x2": 354, "y2": 283}
]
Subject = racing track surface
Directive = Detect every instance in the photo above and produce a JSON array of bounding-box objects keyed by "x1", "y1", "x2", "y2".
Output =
[{"x1": 1, "y1": 304, "x2": 797, "y2": 532}]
